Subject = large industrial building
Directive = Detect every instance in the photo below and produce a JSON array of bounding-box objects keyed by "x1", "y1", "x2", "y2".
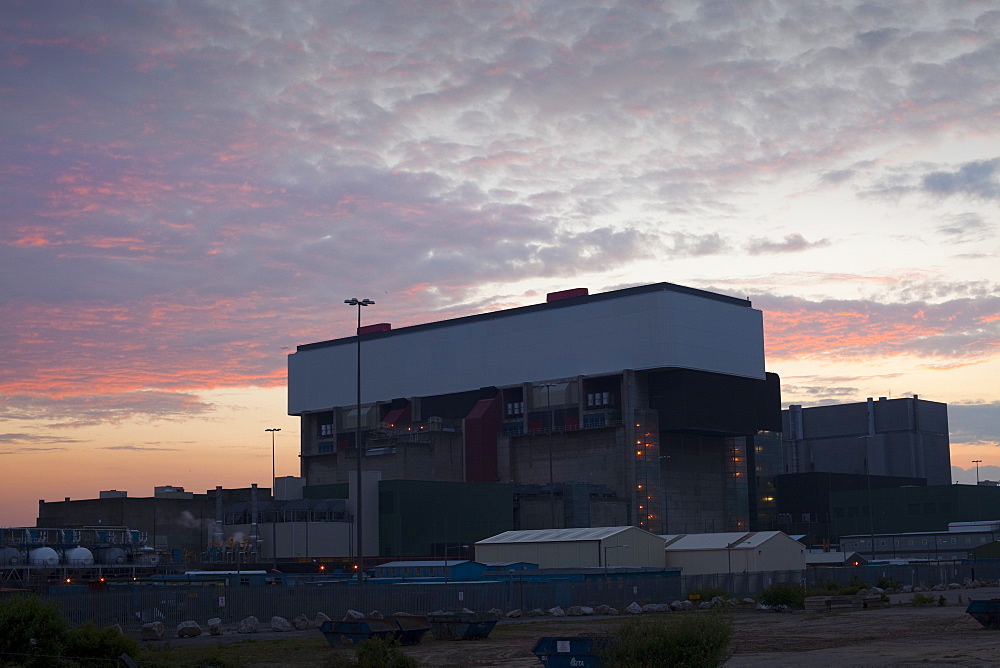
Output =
[
  {"x1": 288, "y1": 282, "x2": 782, "y2": 534},
  {"x1": 782, "y1": 397, "x2": 950, "y2": 485}
]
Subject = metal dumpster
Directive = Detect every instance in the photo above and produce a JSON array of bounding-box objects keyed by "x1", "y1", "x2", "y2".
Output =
[
  {"x1": 966, "y1": 599, "x2": 1000, "y2": 629},
  {"x1": 427, "y1": 612, "x2": 499, "y2": 640},
  {"x1": 391, "y1": 615, "x2": 430, "y2": 645},
  {"x1": 532, "y1": 636, "x2": 612, "y2": 667},
  {"x1": 319, "y1": 618, "x2": 399, "y2": 646}
]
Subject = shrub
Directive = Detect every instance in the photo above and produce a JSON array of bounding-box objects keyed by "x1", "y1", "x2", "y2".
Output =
[
  {"x1": 355, "y1": 635, "x2": 419, "y2": 668},
  {"x1": 756, "y1": 584, "x2": 805, "y2": 610},
  {"x1": 604, "y1": 612, "x2": 733, "y2": 667},
  {"x1": 912, "y1": 593, "x2": 936, "y2": 607},
  {"x1": 0, "y1": 594, "x2": 70, "y2": 667},
  {"x1": 877, "y1": 576, "x2": 902, "y2": 591},
  {"x1": 63, "y1": 621, "x2": 140, "y2": 667}
]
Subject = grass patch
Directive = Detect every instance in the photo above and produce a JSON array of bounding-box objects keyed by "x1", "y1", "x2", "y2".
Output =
[{"x1": 603, "y1": 612, "x2": 733, "y2": 667}]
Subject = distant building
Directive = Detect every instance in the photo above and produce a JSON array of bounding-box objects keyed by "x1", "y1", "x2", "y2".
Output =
[
  {"x1": 830, "y1": 484, "x2": 1000, "y2": 538},
  {"x1": 841, "y1": 521, "x2": 1000, "y2": 562},
  {"x1": 782, "y1": 397, "x2": 950, "y2": 485},
  {"x1": 288, "y1": 282, "x2": 781, "y2": 534}
]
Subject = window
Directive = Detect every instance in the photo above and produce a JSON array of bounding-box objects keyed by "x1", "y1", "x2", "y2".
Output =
[
  {"x1": 320, "y1": 423, "x2": 333, "y2": 437},
  {"x1": 318, "y1": 443, "x2": 334, "y2": 454}
]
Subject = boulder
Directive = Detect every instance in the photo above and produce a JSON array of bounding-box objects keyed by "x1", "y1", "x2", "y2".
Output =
[
  {"x1": 176, "y1": 621, "x2": 202, "y2": 638},
  {"x1": 742, "y1": 598, "x2": 756, "y2": 605},
  {"x1": 566, "y1": 606, "x2": 584, "y2": 616},
  {"x1": 699, "y1": 602, "x2": 714, "y2": 610},
  {"x1": 580, "y1": 606, "x2": 595, "y2": 616},
  {"x1": 292, "y1": 614, "x2": 310, "y2": 630},
  {"x1": 271, "y1": 616, "x2": 294, "y2": 632},
  {"x1": 626, "y1": 602, "x2": 644, "y2": 614},
  {"x1": 207, "y1": 618, "x2": 223, "y2": 636},
  {"x1": 315, "y1": 612, "x2": 331, "y2": 627},
  {"x1": 527, "y1": 608, "x2": 545, "y2": 617},
  {"x1": 344, "y1": 609, "x2": 365, "y2": 620},
  {"x1": 548, "y1": 606, "x2": 566, "y2": 617},
  {"x1": 488, "y1": 608, "x2": 504, "y2": 619},
  {"x1": 141, "y1": 622, "x2": 164, "y2": 641},
  {"x1": 238, "y1": 616, "x2": 259, "y2": 634},
  {"x1": 670, "y1": 600, "x2": 685, "y2": 611},
  {"x1": 506, "y1": 609, "x2": 523, "y2": 618},
  {"x1": 949, "y1": 582, "x2": 962, "y2": 590},
  {"x1": 367, "y1": 610, "x2": 384, "y2": 620}
]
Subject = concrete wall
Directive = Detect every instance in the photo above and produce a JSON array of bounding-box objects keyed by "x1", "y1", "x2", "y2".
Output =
[{"x1": 289, "y1": 284, "x2": 765, "y2": 414}]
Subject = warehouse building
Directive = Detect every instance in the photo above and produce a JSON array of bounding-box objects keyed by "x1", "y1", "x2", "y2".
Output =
[
  {"x1": 288, "y1": 282, "x2": 782, "y2": 534},
  {"x1": 474, "y1": 526, "x2": 664, "y2": 569},
  {"x1": 661, "y1": 530, "x2": 806, "y2": 575}
]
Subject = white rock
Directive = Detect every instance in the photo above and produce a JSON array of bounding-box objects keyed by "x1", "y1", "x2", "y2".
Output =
[
  {"x1": 207, "y1": 618, "x2": 223, "y2": 636},
  {"x1": 626, "y1": 602, "x2": 644, "y2": 614},
  {"x1": 271, "y1": 616, "x2": 293, "y2": 632},
  {"x1": 238, "y1": 616, "x2": 259, "y2": 634},
  {"x1": 141, "y1": 622, "x2": 164, "y2": 641},
  {"x1": 176, "y1": 621, "x2": 202, "y2": 638}
]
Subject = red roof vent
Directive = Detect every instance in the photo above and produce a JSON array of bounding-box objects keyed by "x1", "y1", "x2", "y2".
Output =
[
  {"x1": 358, "y1": 323, "x2": 391, "y2": 335},
  {"x1": 546, "y1": 288, "x2": 589, "y2": 303}
]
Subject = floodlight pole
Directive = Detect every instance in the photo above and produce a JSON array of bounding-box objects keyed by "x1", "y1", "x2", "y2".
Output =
[
  {"x1": 345, "y1": 297, "x2": 373, "y2": 585},
  {"x1": 265, "y1": 428, "x2": 281, "y2": 569}
]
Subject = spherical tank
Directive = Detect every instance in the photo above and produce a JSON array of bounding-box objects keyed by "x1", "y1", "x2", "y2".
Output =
[
  {"x1": 64, "y1": 547, "x2": 94, "y2": 566},
  {"x1": 29, "y1": 547, "x2": 60, "y2": 567},
  {"x1": 0, "y1": 547, "x2": 22, "y2": 565},
  {"x1": 98, "y1": 547, "x2": 126, "y2": 565}
]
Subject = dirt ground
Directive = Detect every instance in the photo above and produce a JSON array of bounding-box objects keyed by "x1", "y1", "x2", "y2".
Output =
[
  {"x1": 393, "y1": 586, "x2": 1000, "y2": 667},
  {"x1": 147, "y1": 586, "x2": 1000, "y2": 666}
]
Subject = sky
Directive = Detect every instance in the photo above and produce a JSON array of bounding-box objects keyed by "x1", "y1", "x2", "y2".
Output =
[{"x1": 2, "y1": 1, "x2": 999, "y2": 528}]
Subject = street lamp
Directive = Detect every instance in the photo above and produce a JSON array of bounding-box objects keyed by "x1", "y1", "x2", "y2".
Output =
[
  {"x1": 265, "y1": 428, "x2": 281, "y2": 570},
  {"x1": 973, "y1": 460, "x2": 982, "y2": 485},
  {"x1": 344, "y1": 297, "x2": 374, "y2": 585}
]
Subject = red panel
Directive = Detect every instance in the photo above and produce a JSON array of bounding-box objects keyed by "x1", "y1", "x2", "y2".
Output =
[
  {"x1": 382, "y1": 404, "x2": 411, "y2": 426},
  {"x1": 546, "y1": 287, "x2": 589, "y2": 302},
  {"x1": 463, "y1": 395, "x2": 503, "y2": 482},
  {"x1": 564, "y1": 416, "x2": 579, "y2": 431},
  {"x1": 357, "y1": 323, "x2": 391, "y2": 335}
]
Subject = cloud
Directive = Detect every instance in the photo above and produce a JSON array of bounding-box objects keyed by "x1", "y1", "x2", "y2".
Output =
[
  {"x1": 922, "y1": 159, "x2": 1000, "y2": 199},
  {"x1": 949, "y1": 402, "x2": 1000, "y2": 445},
  {"x1": 936, "y1": 214, "x2": 996, "y2": 244},
  {"x1": 746, "y1": 233, "x2": 830, "y2": 255},
  {"x1": 102, "y1": 444, "x2": 182, "y2": 452},
  {"x1": 754, "y1": 292, "x2": 1000, "y2": 363},
  {"x1": 0, "y1": 391, "x2": 215, "y2": 427}
]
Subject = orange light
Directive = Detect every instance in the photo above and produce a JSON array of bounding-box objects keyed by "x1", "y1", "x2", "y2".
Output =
[
  {"x1": 636, "y1": 440, "x2": 642, "y2": 444},
  {"x1": 319, "y1": 565, "x2": 325, "y2": 571},
  {"x1": 65, "y1": 578, "x2": 71, "y2": 583},
  {"x1": 100, "y1": 577, "x2": 105, "y2": 582},
  {"x1": 637, "y1": 484, "x2": 643, "y2": 489},
  {"x1": 636, "y1": 451, "x2": 643, "y2": 456}
]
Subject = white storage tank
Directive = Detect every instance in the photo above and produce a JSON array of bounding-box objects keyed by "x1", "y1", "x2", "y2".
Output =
[
  {"x1": 29, "y1": 547, "x2": 60, "y2": 567},
  {"x1": 0, "y1": 547, "x2": 22, "y2": 565},
  {"x1": 64, "y1": 547, "x2": 94, "y2": 566},
  {"x1": 97, "y1": 547, "x2": 126, "y2": 565}
]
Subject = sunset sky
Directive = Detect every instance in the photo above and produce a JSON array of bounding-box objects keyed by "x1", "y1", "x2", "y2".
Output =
[{"x1": 2, "y1": 1, "x2": 999, "y2": 528}]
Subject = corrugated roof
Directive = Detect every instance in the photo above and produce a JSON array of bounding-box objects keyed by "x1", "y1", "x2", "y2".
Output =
[
  {"x1": 476, "y1": 526, "x2": 634, "y2": 544},
  {"x1": 375, "y1": 560, "x2": 471, "y2": 568},
  {"x1": 660, "y1": 531, "x2": 790, "y2": 551},
  {"x1": 805, "y1": 552, "x2": 858, "y2": 565}
]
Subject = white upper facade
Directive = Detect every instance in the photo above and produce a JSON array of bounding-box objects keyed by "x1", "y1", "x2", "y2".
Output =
[{"x1": 288, "y1": 283, "x2": 766, "y2": 414}]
